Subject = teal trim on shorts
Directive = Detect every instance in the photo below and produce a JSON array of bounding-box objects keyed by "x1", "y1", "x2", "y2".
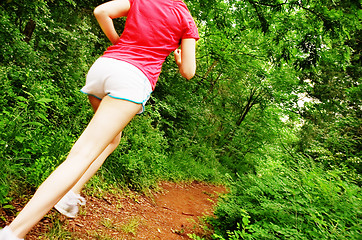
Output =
[
  {"x1": 108, "y1": 94, "x2": 149, "y2": 115},
  {"x1": 80, "y1": 90, "x2": 147, "y2": 114},
  {"x1": 107, "y1": 94, "x2": 143, "y2": 104}
]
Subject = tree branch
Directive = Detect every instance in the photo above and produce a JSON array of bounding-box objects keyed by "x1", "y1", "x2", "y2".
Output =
[
  {"x1": 23, "y1": 19, "x2": 36, "y2": 43},
  {"x1": 247, "y1": 0, "x2": 269, "y2": 33},
  {"x1": 253, "y1": 0, "x2": 289, "y2": 7},
  {"x1": 294, "y1": 2, "x2": 326, "y2": 21},
  {"x1": 203, "y1": 60, "x2": 219, "y2": 79}
]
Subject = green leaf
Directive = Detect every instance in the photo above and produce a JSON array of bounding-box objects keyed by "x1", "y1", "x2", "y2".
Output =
[
  {"x1": 22, "y1": 121, "x2": 44, "y2": 127},
  {"x1": 3, "y1": 204, "x2": 15, "y2": 209},
  {"x1": 15, "y1": 136, "x2": 25, "y2": 143},
  {"x1": 36, "y1": 98, "x2": 53, "y2": 104}
]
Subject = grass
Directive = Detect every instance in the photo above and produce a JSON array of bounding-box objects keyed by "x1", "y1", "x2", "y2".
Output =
[
  {"x1": 99, "y1": 215, "x2": 141, "y2": 237},
  {"x1": 100, "y1": 217, "x2": 117, "y2": 229},
  {"x1": 89, "y1": 229, "x2": 119, "y2": 240},
  {"x1": 119, "y1": 216, "x2": 141, "y2": 236},
  {"x1": 41, "y1": 218, "x2": 73, "y2": 240}
]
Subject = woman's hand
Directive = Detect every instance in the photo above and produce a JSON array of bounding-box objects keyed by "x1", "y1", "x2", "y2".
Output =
[{"x1": 174, "y1": 49, "x2": 182, "y2": 66}]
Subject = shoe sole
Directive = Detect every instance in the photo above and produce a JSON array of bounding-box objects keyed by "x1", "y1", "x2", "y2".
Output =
[{"x1": 54, "y1": 205, "x2": 77, "y2": 218}]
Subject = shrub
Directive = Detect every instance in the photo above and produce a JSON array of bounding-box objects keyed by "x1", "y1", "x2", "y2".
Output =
[{"x1": 212, "y1": 151, "x2": 362, "y2": 239}]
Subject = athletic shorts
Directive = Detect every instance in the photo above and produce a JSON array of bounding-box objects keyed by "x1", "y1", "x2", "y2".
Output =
[{"x1": 81, "y1": 57, "x2": 153, "y2": 114}]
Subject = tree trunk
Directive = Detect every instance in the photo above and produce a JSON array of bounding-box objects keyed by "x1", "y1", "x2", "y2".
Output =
[{"x1": 23, "y1": 19, "x2": 36, "y2": 43}]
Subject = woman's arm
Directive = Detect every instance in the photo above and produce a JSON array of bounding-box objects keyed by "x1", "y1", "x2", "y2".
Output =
[
  {"x1": 93, "y1": 0, "x2": 131, "y2": 44},
  {"x1": 174, "y1": 38, "x2": 197, "y2": 80}
]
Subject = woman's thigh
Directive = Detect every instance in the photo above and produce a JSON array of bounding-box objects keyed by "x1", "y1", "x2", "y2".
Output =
[
  {"x1": 69, "y1": 96, "x2": 142, "y2": 163},
  {"x1": 88, "y1": 95, "x2": 101, "y2": 112}
]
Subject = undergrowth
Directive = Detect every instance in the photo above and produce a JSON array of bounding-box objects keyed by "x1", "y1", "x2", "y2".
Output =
[{"x1": 208, "y1": 147, "x2": 362, "y2": 240}]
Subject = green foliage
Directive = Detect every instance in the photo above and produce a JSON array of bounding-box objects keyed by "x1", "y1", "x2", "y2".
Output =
[
  {"x1": 212, "y1": 145, "x2": 362, "y2": 239},
  {"x1": 0, "y1": 1, "x2": 97, "y2": 200},
  {"x1": 101, "y1": 111, "x2": 170, "y2": 191},
  {"x1": 299, "y1": 115, "x2": 362, "y2": 177},
  {"x1": 0, "y1": 2, "x2": 360, "y2": 240},
  {"x1": 212, "y1": 223, "x2": 245, "y2": 240},
  {"x1": 189, "y1": 233, "x2": 206, "y2": 240}
]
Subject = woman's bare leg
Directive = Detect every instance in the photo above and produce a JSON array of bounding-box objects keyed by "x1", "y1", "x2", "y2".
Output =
[
  {"x1": 70, "y1": 133, "x2": 121, "y2": 194},
  {"x1": 9, "y1": 96, "x2": 142, "y2": 238},
  {"x1": 71, "y1": 95, "x2": 122, "y2": 194}
]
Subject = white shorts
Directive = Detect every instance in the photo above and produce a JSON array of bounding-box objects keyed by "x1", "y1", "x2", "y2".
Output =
[{"x1": 81, "y1": 57, "x2": 153, "y2": 114}]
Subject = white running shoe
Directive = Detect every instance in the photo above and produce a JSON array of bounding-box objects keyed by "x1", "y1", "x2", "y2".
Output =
[
  {"x1": 0, "y1": 226, "x2": 24, "y2": 240},
  {"x1": 54, "y1": 191, "x2": 86, "y2": 218}
]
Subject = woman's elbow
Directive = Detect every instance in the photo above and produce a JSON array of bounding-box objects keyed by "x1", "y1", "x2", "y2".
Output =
[
  {"x1": 184, "y1": 71, "x2": 196, "y2": 80},
  {"x1": 179, "y1": 62, "x2": 196, "y2": 80},
  {"x1": 93, "y1": 6, "x2": 106, "y2": 18},
  {"x1": 180, "y1": 67, "x2": 196, "y2": 80}
]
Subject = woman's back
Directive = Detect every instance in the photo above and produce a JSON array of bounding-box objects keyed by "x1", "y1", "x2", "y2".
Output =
[{"x1": 103, "y1": 0, "x2": 199, "y2": 88}]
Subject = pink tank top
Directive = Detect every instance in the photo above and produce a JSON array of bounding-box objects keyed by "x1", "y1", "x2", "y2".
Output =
[{"x1": 102, "y1": 0, "x2": 200, "y2": 90}]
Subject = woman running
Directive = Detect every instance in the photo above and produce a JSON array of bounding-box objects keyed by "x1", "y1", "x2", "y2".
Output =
[{"x1": 0, "y1": 0, "x2": 199, "y2": 239}]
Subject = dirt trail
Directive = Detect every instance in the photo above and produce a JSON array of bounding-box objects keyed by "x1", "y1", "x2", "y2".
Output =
[{"x1": 1, "y1": 181, "x2": 227, "y2": 239}]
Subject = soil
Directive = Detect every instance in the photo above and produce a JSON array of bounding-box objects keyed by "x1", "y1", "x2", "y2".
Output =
[{"x1": 1, "y1": 181, "x2": 227, "y2": 239}]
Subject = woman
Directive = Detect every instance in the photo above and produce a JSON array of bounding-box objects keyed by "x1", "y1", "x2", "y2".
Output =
[{"x1": 0, "y1": 0, "x2": 199, "y2": 239}]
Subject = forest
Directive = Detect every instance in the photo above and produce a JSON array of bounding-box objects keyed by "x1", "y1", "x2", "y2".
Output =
[{"x1": 0, "y1": 0, "x2": 361, "y2": 239}]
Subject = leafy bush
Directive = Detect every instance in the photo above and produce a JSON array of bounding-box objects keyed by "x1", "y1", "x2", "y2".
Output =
[
  {"x1": 100, "y1": 109, "x2": 170, "y2": 191},
  {"x1": 212, "y1": 149, "x2": 362, "y2": 239},
  {"x1": 0, "y1": 1, "x2": 97, "y2": 201}
]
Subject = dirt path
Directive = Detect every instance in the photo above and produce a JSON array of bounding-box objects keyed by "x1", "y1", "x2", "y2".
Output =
[{"x1": 1, "y1": 181, "x2": 227, "y2": 239}]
